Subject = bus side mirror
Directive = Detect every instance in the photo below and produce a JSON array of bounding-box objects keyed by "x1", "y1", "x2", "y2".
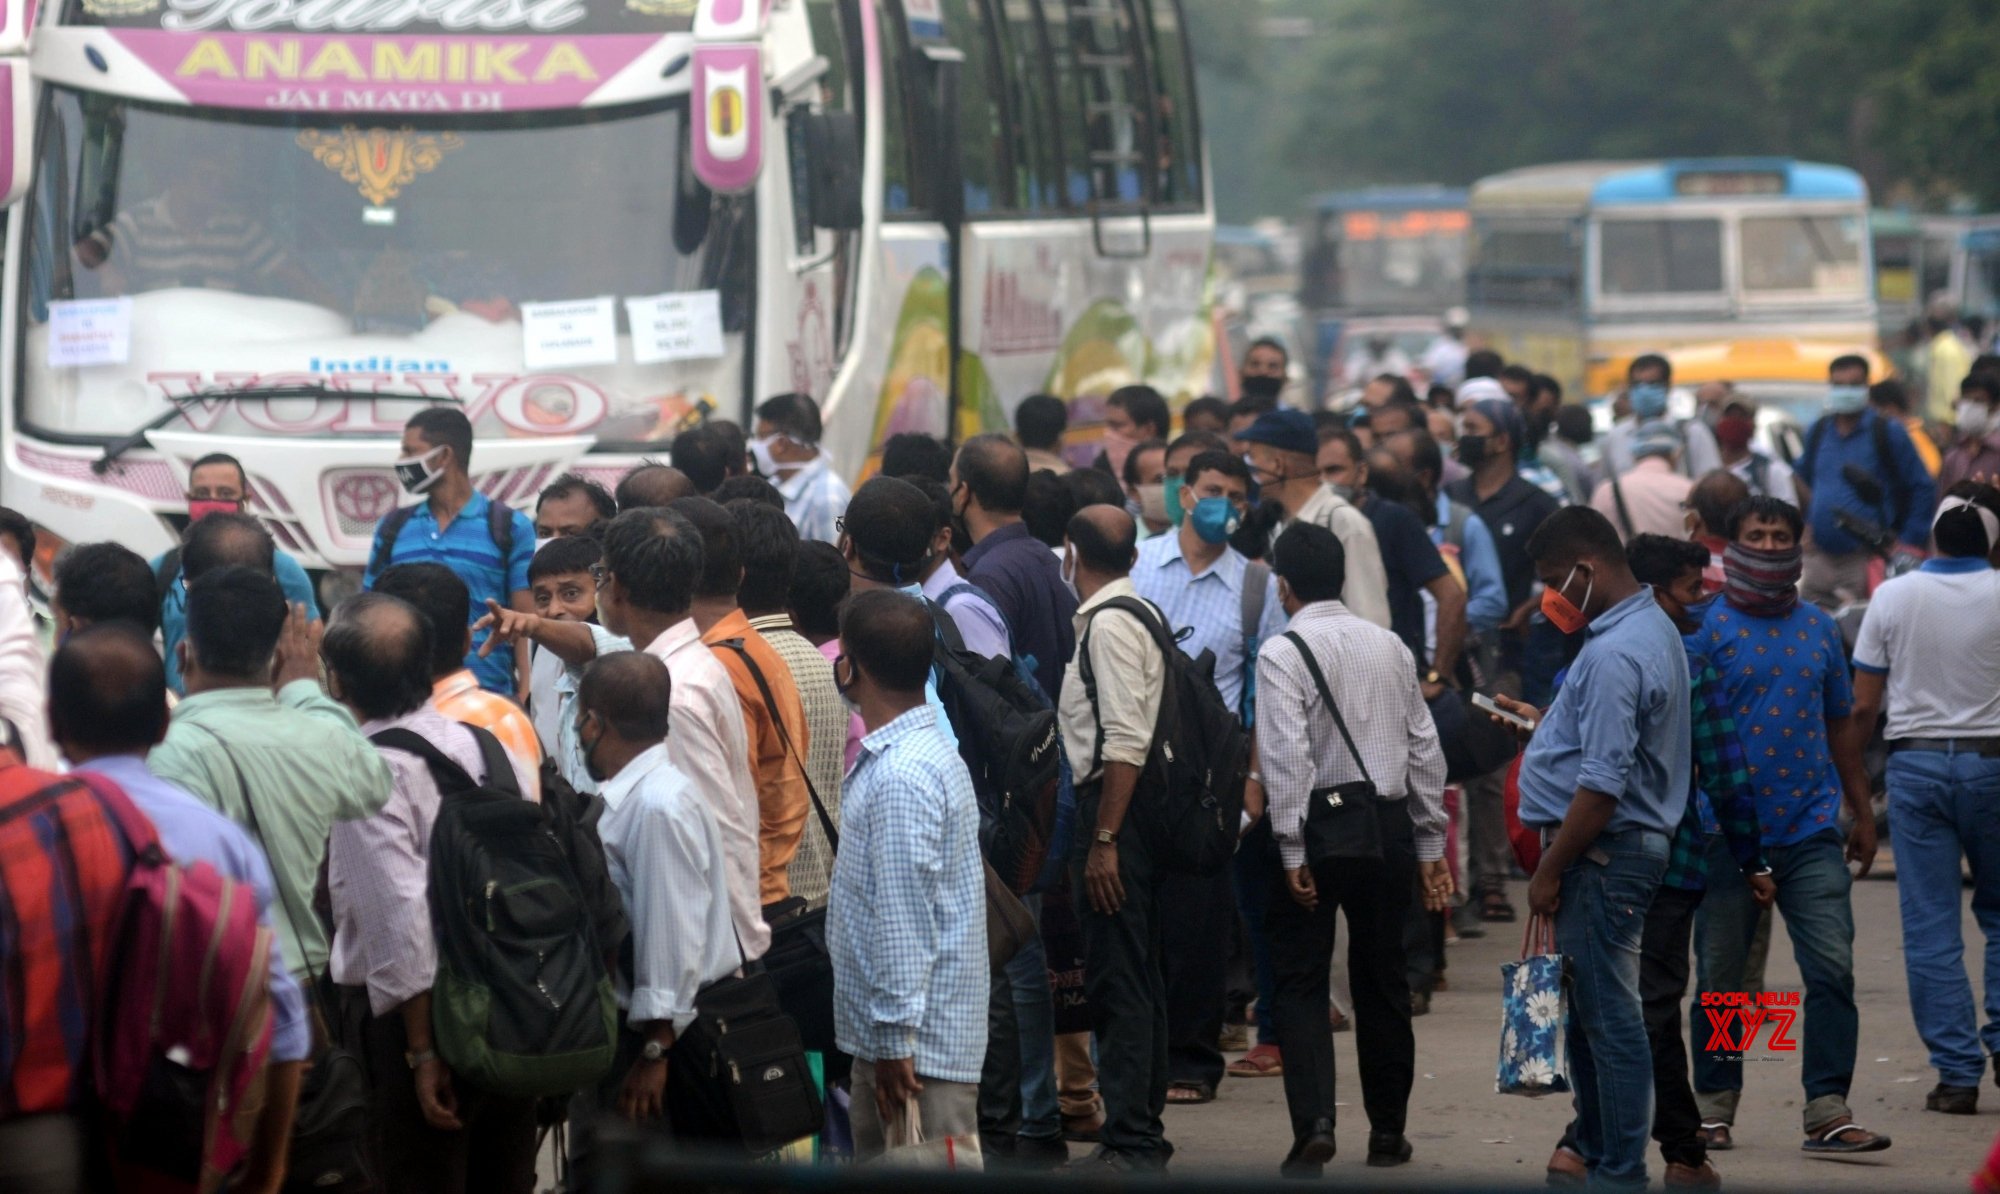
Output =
[{"x1": 798, "y1": 111, "x2": 861, "y2": 232}]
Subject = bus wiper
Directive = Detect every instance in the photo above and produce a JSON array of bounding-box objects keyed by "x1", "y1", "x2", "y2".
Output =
[{"x1": 92, "y1": 382, "x2": 456, "y2": 474}]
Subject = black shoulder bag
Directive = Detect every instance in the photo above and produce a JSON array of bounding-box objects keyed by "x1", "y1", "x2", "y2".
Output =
[{"x1": 1281, "y1": 631, "x2": 1385, "y2": 865}]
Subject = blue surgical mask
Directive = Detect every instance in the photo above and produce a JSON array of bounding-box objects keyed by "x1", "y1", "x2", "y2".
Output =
[
  {"x1": 1190, "y1": 496, "x2": 1242, "y2": 545},
  {"x1": 1164, "y1": 473, "x2": 1187, "y2": 526},
  {"x1": 1826, "y1": 384, "x2": 1869, "y2": 415},
  {"x1": 1629, "y1": 382, "x2": 1669, "y2": 419}
]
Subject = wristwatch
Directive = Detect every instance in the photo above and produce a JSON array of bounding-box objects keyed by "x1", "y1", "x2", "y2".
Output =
[
  {"x1": 1424, "y1": 669, "x2": 1444, "y2": 687},
  {"x1": 1093, "y1": 828, "x2": 1120, "y2": 846},
  {"x1": 639, "y1": 1039, "x2": 669, "y2": 1064},
  {"x1": 404, "y1": 1048, "x2": 437, "y2": 1070}
]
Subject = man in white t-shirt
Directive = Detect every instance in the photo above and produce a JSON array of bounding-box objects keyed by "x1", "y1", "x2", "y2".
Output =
[{"x1": 1851, "y1": 484, "x2": 2000, "y2": 1116}]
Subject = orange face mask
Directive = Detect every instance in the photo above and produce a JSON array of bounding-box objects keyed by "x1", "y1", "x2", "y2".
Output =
[{"x1": 1540, "y1": 564, "x2": 1593, "y2": 635}]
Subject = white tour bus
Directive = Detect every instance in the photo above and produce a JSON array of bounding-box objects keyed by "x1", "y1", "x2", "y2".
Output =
[{"x1": 0, "y1": 0, "x2": 1212, "y2": 584}]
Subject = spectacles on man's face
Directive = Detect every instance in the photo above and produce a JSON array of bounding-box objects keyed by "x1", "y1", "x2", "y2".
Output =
[{"x1": 835, "y1": 515, "x2": 846, "y2": 536}]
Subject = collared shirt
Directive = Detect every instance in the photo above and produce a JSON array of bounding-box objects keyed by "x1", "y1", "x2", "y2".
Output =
[
  {"x1": 79, "y1": 755, "x2": 310, "y2": 1063},
  {"x1": 551, "y1": 624, "x2": 634, "y2": 795},
  {"x1": 1445, "y1": 473, "x2": 1563, "y2": 613},
  {"x1": 828, "y1": 706, "x2": 988, "y2": 1080},
  {"x1": 642, "y1": 619, "x2": 768, "y2": 959},
  {"x1": 1024, "y1": 447, "x2": 1071, "y2": 476},
  {"x1": 151, "y1": 681, "x2": 393, "y2": 978},
  {"x1": 529, "y1": 643, "x2": 566, "y2": 754},
  {"x1": 1357, "y1": 494, "x2": 1449, "y2": 662},
  {"x1": 1517, "y1": 589, "x2": 1691, "y2": 836},
  {"x1": 329, "y1": 706, "x2": 504, "y2": 1015},
  {"x1": 1131, "y1": 532, "x2": 1286, "y2": 716},
  {"x1": 597, "y1": 744, "x2": 739, "y2": 1032},
  {"x1": 819, "y1": 637, "x2": 865, "y2": 774},
  {"x1": 1854, "y1": 557, "x2": 2000, "y2": 740},
  {"x1": 963, "y1": 521, "x2": 1078, "y2": 701},
  {"x1": 775, "y1": 456, "x2": 852, "y2": 546},
  {"x1": 0, "y1": 767, "x2": 139, "y2": 1117},
  {"x1": 922, "y1": 559, "x2": 1012, "y2": 662},
  {"x1": 1257, "y1": 601, "x2": 1448, "y2": 868},
  {"x1": 157, "y1": 548, "x2": 320, "y2": 695},
  {"x1": 1726, "y1": 451, "x2": 1798, "y2": 504},
  {"x1": 1432, "y1": 492, "x2": 1508, "y2": 632},
  {"x1": 363, "y1": 491, "x2": 537, "y2": 693},
  {"x1": 1603, "y1": 415, "x2": 1722, "y2": 479},
  {"x1": 1288, "y1": 485, "x2": 1392, "y2": 630},
  {"x1": 1591, "y1": 457, "x2": 1696, "y2": 542},
  {"x1": 748, "y1": 614, "x2": 846, "y2": 906},
  {"x1": 1691, "y1": 597, "x2": 1852, "y2": 848},
  {"x1": 431, "y1": 670, "x2": 541, "y2": 801},
  {"x1": 1799, "y1": 408, "x2": 1937, "y2": 552},
  {"x1": 1058, "y1": 579, "x2": 1165, "y2": 785},
  {"x1": 702, "y1": 610, "x2": 811, "y2": 906}
]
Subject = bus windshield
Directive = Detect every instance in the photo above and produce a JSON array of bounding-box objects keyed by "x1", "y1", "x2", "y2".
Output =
[
  {"x1": 1740, "y1": 214, "x2": 1867, "y2": 297},
  {"x1": 22, "y1": 88, "x2": 751, "y2": 444},
  {"x1": 1305, "y1": 209, "x2": 1466, "y2": 313}
]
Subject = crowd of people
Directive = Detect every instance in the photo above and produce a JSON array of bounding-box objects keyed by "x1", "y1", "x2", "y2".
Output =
[{"x1": 3, "y1": 328, "x2": 1999, "y2": 1192}]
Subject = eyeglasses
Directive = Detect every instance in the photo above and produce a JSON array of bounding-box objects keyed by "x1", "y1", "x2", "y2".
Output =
[{"x1": 835, "y1": 515, "x2": 846, "y2": 536}]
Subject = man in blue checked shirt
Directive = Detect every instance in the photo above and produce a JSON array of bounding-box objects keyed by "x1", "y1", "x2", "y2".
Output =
[
  {"x1": 827, "y1": 590, "x2": 988, "y2": 1160},
  {"x1": 364, "y1": 409, "x2": 536, "y2": 697}
]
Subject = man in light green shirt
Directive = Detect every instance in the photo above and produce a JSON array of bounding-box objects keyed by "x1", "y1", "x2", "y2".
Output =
[{"x1": 150, "y1": 567, "x2": 392, "y2": 979}]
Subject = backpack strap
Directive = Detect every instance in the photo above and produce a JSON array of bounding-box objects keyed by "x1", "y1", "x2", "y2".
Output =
[
  {"x1": 487, "y1": 496, "x2": 516, "y2": 568},
  {"x1": 369, "y1": 505, "x2": 419, "y2": 580},
  {"x1": 1748, "y1": 453, "x2": 1771, "y2": 497},
  {"x1": 1077, "y1": 595, "x2": 1177, "y2": 780},
  {"x1": 1608, "y1": 470, "x2": 1636, "y2": 539},
  {"x1": 1240, "y1": 561, "x2": 1270, "y2": 722},
  {"x1": 1280, "y1": 630, "x2": 1374, "y2": 788},
  {"x1": 1871, "y1": 413, "x2": 1909, "y2": 531},
  {"x1": 74, "y1": 771, "x2": 163, "y2": 866},
  {"x1": 368, "y1": 726, "x2": 485, "y2": 797},
  {"x1": 710, "y1": 638, "x2": 839, "y2": 854}
]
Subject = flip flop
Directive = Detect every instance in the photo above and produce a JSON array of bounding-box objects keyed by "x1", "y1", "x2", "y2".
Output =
[
  {"x1": 1802, "y1": 1122, "x2": 1891, "y2": 1154},
  {"x1": 1227, "y1": 1044, "x2": 1283, "y2": 1078},
  {"x1": 1165, "y1": 1082, "x2": 1214, "y2": 1105},
  {"x1": 1698, "y1": 1122, "x2": 1733, "y2": 1151}
]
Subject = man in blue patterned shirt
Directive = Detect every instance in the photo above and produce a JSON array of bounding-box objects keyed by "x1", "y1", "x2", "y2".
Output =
[{"x1": 827, "y1": 590, "x2": 988, "y2": 1160}]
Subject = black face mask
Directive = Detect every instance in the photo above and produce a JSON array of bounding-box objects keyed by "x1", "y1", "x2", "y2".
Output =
[
  {"x1": 1455, "y1": 434, "x2": 1490, "y2": 468},
  {"x1": 1241, "y1": 374, "x2": 1284, "y2": 402}
]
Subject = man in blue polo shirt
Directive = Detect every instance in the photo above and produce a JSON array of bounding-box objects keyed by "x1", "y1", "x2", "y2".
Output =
[
  {"x1": 1687, "y1": 494, "x2": 1888, "y2": 1156},
  {"x1": 1503, "y1": 506, "x2": 1690, "y2": 1191},
  {"x1": 364, "y1": 409, "x2": 536, "y2": 696},
  {"x1": 1796, "y1": 354, "x2": 1936, "y2": 609}
]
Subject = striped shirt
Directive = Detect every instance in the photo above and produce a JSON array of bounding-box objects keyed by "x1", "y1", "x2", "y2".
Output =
[
  {"x1": 829, "y1": 706, "x2": 988, "y2": 1080},
  {"x1": 364, "y1": 492, "x2": 537, "y2": 695},
  {"x1": 1132, "y1": 532, "x2": 1286, "y2": 718},
  {"x1": 747, "y1": 614, "x2": 845, "y2": 907},
  {"x1": 431, "y1": 671, "x2": 542, "y2": 801},
  {"x1": 1257, "y1": 601, "x2": 1448, "y2": 868},
  {"x1": 103, "y1": 195, "x2": 285, "y2": 293},
  {"x1": 775, "y1": 457, "x2": 852, "y2": 546},
  {"x1": 0, "y1": 766, "x2": 139, "y2": 1117}
]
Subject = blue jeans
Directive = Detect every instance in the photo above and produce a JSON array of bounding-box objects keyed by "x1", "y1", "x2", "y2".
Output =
[
  {"x1": 1694, "y1": 829, "x2": 1857, "y2": 1131},
  {"x1": 1888, "y1": 749, "x2": 2000, "y2": 1088},
  {"x1": 1555, "y1": 827, "x2": 1667, "y2": 1190},
  {"x1": 1008, "y1": 894, "x2": 1062, "y2": 1139}
]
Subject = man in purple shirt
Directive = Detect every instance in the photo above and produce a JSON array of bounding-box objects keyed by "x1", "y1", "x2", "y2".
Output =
[
  {"x1": 951, "y1": 433, "x2": 1078, "y2": 699},
  {"x1": 51, "y1": 625, "x2": 310, "y2": 1194}
]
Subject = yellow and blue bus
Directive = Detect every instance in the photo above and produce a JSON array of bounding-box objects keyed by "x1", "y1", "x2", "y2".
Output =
[{"x1": 1466, "y1": 158, "x2": 1876, "y2": 399}]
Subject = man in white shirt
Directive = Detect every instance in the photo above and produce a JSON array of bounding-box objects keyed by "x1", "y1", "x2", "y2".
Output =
[
  {"x1": 1713, "y1": 396, "x2": 1799, "y2": 505},
  {"x1": 753, "y1": 393, "x2": 851, "y2": 545},
  {"x1": 566, "y1": 651, "x2": 741, "y2": 1163},
  {"x1": 1590, "y1": 425, "x2": 1695, "y2": 543},
  {"x1": 1235, "y1": 408, "x2": 1392, "y2": 629},
  {"x1": 1851, "y1": 485, "x2": 2000, "y2": 1115}
]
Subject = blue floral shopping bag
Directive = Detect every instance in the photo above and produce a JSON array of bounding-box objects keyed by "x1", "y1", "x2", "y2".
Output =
[{"x1": 1497, "y1": 915, "x2": 1570, "y2": 1096}]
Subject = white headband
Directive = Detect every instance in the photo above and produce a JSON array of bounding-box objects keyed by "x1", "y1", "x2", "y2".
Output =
[{"x1": 1934, "y1": 495, "x2": 2000, "y2": 553}]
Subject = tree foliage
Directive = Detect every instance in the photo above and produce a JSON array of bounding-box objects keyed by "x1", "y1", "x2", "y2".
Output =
[{"x1": 1189, "y1": 0, "x2": 2000, "y2": 221}]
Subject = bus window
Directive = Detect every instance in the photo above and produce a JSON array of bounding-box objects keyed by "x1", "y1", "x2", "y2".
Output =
[
  {"x1": 1037, "y1": 0, "x2": 1090, "y2": 206},
  {"x1": 998, "y1": 0, "x2": 1062, "y2": 210},
  {"x1": 1599, "y1": 218, "x2": 1722, "y2": 296},
  {"x1": 1922, "y1": 232, "x2": 1956, "y2": 305},
  {"x1": 1470, "y1": 225, "x2": 1578, "y2": 310},
  {"x1": 942, "y1": 0, "x2": 1012, "y2": 213},
  {"x1": 1140, "y1": 0, "x2": 1200, "y2": 207},
  {"x1": 1045, "y1": 0, "x2": 1151, "y2": 207},
  {"x1": 1740, "y1": 214, "x2": 1865, "y2": 296},
  {"x1": 879, "y1": 0, "x2": 919, "y2": 214}
]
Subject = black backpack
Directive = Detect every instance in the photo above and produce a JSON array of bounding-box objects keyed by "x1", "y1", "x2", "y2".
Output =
[
  {"x1": 1079, "y1": 596, "x2": 1250, "y2": 877},
  {"x1": 370, "y1": 498, "x2": 516, "y2": 577},
  {"x1": 925, "y1": 602, "x2": 1065, "y2": 895},
  {"x1": 368, "y1": 726, "x2": 616, "y2": 1100},
  {"x1": 535, "y1": 757, "x2": 630, "y2": 980}
]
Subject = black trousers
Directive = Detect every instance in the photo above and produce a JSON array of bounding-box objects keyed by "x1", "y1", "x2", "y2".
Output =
[
  {"x1": 1404, "y1": 875, "x2": 1445, "y2": 996},
  {"x1": 342, "y1": 986, "x2": 539, "y2": 1194},
  {"x1": 1265, "y1": 802, "x2": 1417, "y2": 1143},
  {"x1": 1558, "y1": 884, "x2": 1706, "y2": 1168},
  {"x1": 1162, "y1": 866, "x2": 1233, "y2": 1090},
  {"x1": 1074, "y1": 793, "x2": 1171, "y2": 1163},
  {"x1": 980, "y1": 965, "x2": 1023, "y2": 1147}
]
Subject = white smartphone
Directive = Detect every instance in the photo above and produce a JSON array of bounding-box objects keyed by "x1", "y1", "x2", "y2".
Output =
[{"x1": 1472, "y1": 691, "x2": 1536, "y2": 731}]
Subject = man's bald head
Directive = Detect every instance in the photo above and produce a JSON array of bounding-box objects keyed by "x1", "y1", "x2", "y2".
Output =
[
  {"x1": 1688, "y1": 469, "x2": 1751, "y2": 539},
  {"x1": 49, "y1": 624, "x2": 169, "y2": 759},
  {"x1": 182, "y1": 511, "x2": 275, "y2": 585},
  {"x1": 616, "y1": 464, "x2": 697, "y2": 513},
  {"x1": 953, "y1": 433, "x2": 1029, "y2": 515},
  {"x1": 578, "y1": 651, "x2": 673, "y2": 745},
  {"x1": 322, "y1": 592, "x2": 433, "y2": 721},
  {"x1": 1066, "y1": 503, "x2": 1137, "y2": 578}
]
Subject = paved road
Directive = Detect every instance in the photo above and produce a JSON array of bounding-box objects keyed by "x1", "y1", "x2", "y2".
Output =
[{"x1": 1161, "y1": 859, "x2": 1994, "y2": 1188}]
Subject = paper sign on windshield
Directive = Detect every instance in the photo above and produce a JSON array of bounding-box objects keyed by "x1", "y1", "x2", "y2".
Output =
[
  {"x1": 47, "y1": 298, "x2": 134, "y2": 368},
  {"x1": 626, "y1": 291, "x2": 725, "y2": 364},
  {"x1": 521, "y1": 297, "x2": 618, "y2": 370}
]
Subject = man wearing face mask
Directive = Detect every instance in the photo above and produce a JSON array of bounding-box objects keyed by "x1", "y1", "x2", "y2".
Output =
[
  {"x1": 1094, "y1": 386, "x2": 1171, "y2": 482},
  {"x1": 1122, "y1": 439, "x2": 1171, "y2": 538},
  {"x1": 155, "y1": 453, "x2": 320, "y2": 694},
  {"x1": 1712, "y1": 396, "x2": 1798, "y2": 504},
  {"x1": 1240, "y1": 337, "x2": 1290, "y2": 411},
  {"x1": 1938, "y1": 374, "x2": 2000, "y2": 497},
  {"x1": 1237, "y1": 409, "x2": 1392, "y2": 629},
  {"x1": 954, "y1": 435, "x2": 1078, "y2": 701},
  {"x1": 1498, "y1": 507, "x2": 1691, "y2": 1191},
  {"x1": 1601, "y1": 355, "x2": 1721, "y2": 480},
  {"x1": 1795, "y1": 355, "x2": 1936, "y2": 609},
  {"x1": 367, "y1": 409, "x2": 537, "y2": 697},
  {"x1": 750, "y1": 393, "x2": 851, "y2": 545}
]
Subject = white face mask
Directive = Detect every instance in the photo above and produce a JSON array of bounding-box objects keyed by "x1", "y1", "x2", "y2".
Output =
[
  {"x1": 749, "y1": 435, "x2": 784, "y2": 479},
  {"x1": 1958, "y1": 400, "x2": 1993, "y2": 440}
]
